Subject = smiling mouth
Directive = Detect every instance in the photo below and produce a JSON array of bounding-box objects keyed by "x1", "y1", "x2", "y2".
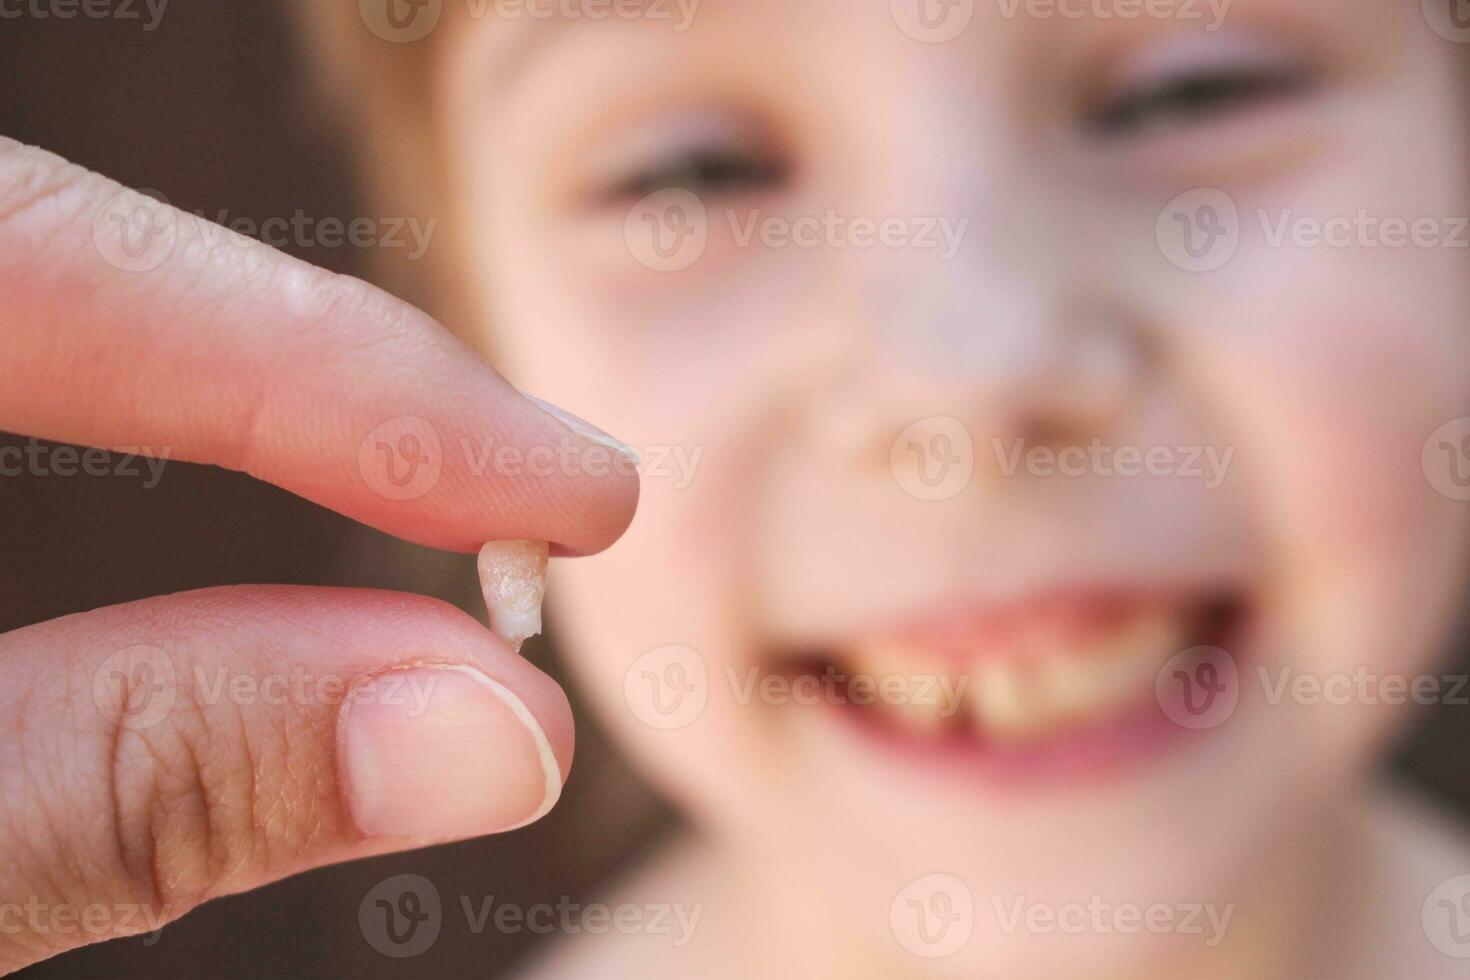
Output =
[{"x1": 770, "y1": 589, "x2": 1247, "y2": 772}]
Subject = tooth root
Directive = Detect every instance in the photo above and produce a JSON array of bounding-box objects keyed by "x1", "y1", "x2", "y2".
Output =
[{"x1": 478, "y1": 540, "x2": 549, "y2": 653}]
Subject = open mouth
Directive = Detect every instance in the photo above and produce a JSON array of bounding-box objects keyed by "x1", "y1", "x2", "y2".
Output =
[{"x1": 770, "y1": 589, "x2": 1248, "y2": 779}]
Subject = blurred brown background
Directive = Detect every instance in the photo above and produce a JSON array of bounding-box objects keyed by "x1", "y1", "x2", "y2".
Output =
[
  {"x1": 0, "y1": 3, "x2": 669, "y2": 978},
  {"x1": 0, "y1": 2, "x2": 1465, "y2": 977}
]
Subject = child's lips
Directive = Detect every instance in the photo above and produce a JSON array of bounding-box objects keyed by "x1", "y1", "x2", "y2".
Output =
[{"x1": 766, "y1": 587, "x2": 1246, "y2": 763}]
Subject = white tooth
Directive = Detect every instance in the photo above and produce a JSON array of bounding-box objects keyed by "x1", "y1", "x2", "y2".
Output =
[
  {"x1": 1094, "y1": 614, "x2": 1184, "y2": 705},
  {"x1": 477, "y1": 540, "x2": 549, "y2": 653},
  {"x1": 968, "y1": 659, "x2": 1050, "y2": 741},
  {"x1": 969, "y1": 610, "x2": 1186, "y2": 741},
  {"x1": 850, "y1": 646, "x2": 964, "y2": 737}
]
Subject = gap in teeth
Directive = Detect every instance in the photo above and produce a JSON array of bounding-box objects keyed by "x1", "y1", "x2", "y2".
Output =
[{"x1": 823, "y1": 605, "x2": 1196, "y2": 744}]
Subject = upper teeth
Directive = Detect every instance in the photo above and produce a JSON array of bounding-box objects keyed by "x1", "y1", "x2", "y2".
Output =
[{"x1": 846, "y1": 609, "x2": 1186, "y2": 744}]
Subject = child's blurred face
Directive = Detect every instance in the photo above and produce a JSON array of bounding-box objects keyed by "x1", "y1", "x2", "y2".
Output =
[{"x1": 435, "y1": 0, "x2": 1470, "y2": 971}]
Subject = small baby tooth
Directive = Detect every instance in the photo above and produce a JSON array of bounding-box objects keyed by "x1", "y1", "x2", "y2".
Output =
[{"x1": 477, "y1": 540, "x2": 549, "y2": 653}]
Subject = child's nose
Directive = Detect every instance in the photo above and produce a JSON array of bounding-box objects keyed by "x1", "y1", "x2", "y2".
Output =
[{"x1": 801, "y1": 250, "x2": 1150, "y2": 483}]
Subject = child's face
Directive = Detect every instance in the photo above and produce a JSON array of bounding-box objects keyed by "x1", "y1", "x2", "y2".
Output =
[{"x1": 436, "y1": 0, "x2": 1470, "y2": 970}]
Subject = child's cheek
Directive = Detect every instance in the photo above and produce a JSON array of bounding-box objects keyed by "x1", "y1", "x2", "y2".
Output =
[{"x1": 1201, "y1": 256, "x2": 1470, "y2": 759}]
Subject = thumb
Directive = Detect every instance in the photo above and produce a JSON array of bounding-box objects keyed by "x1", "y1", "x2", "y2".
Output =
[{"x1": 0, "y1": 586, "x2": 573, "y2": 974}]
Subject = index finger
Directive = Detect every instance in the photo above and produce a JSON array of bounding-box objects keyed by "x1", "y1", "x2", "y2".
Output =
[{"x1": 0, "y1": 138, "x2": 639, "y2": 555}]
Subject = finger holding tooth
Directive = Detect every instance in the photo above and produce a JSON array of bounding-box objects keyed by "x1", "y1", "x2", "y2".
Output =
[{"x1": 479, "y1": 540, "x2": 550, "y2": 652}]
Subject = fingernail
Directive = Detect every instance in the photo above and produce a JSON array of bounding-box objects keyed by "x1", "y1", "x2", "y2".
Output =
[
  {"x1": 522, "y1": 393, "x2": 641, "y2": 465},
  {"x1": 339, "y1": 665, "x2": 562, "y2": 839}
]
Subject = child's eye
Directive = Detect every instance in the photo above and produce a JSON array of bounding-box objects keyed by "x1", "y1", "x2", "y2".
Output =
[
  {"x1": 1085, "y1": 65, "x2": 1311, "y2": 136},
  {"x1": 601, "y1": 147, "x2": 788, "y2": 203}
]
